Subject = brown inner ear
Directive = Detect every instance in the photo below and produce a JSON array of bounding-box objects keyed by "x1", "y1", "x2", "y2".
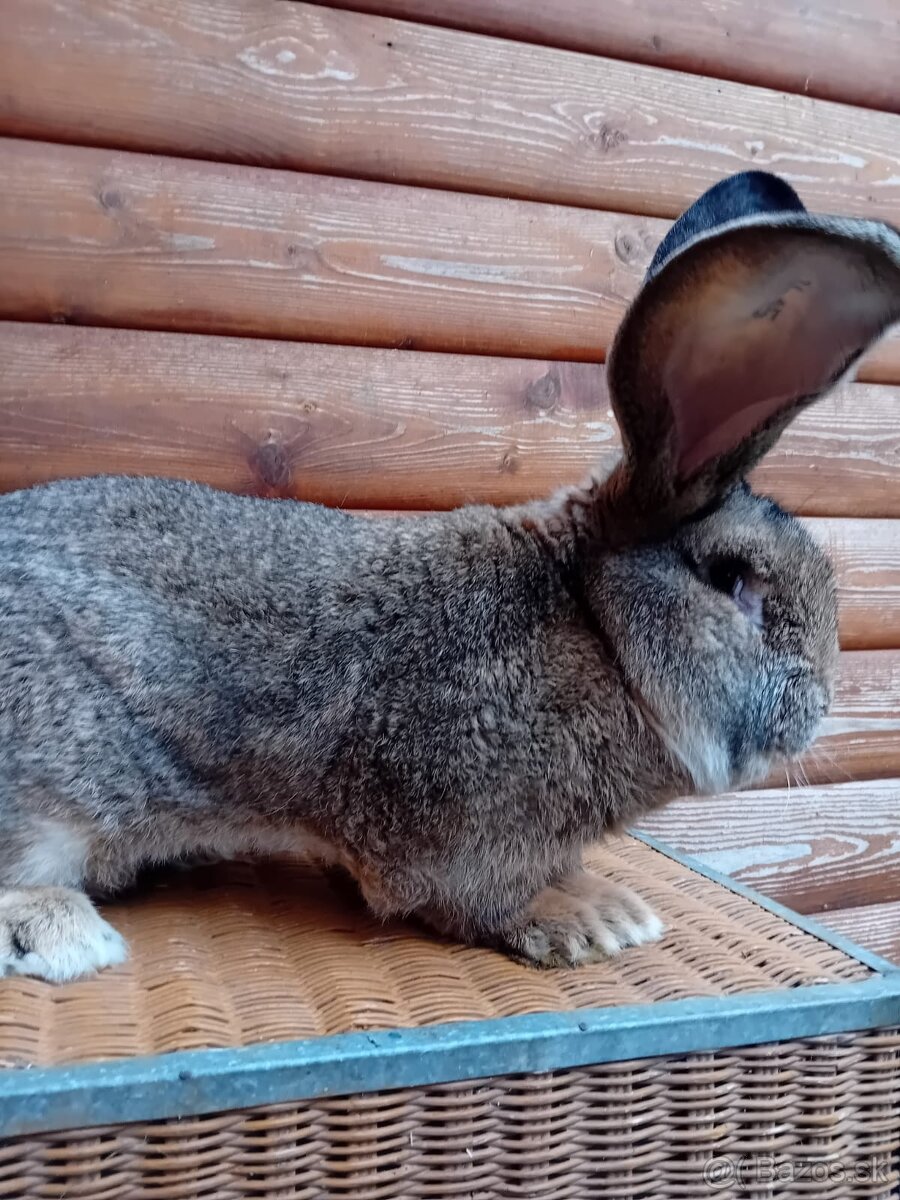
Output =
[{"x1": 667, "y1": 245, "x2": 895, "y2": 478}]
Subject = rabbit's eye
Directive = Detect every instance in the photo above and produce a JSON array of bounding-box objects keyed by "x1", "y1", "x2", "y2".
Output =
[
  {"x1": 706, "y1": 555, "x2": 746, "y2": 597},
  {"x1": 701, "y1": 555, "x2": 767, "y2": 627}
]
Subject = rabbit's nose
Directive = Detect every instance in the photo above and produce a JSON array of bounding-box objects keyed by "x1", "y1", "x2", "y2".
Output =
[{"x1": 766, "y1": 669, "x2": 828, "y2": 760}]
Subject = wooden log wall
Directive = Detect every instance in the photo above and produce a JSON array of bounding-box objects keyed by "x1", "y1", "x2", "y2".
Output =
[{"x1": 0, "y1": 0, "x2": 897, "y2": 956}]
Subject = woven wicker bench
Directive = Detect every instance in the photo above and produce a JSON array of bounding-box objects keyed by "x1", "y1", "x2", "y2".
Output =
[{"x1": 1, "y1": 834, "x2": 898, "y2": 1199}]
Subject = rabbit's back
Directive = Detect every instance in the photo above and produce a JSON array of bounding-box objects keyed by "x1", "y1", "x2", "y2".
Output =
[
  {"x1": 0, "y1": 477, "x2": 581, "y2": 886},
  {"x1": 0, "y1": 475, "x2": 359, "y2": 607},
  {"x1": 0, "y1": 479, "x2": 359, "y2": 851}
]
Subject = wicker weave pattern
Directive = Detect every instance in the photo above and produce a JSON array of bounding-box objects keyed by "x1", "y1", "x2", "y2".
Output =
[
  {"x1": 0, "y1": 838, "x2": 895, "y2": 1198},
  {"x1": 2, "y1": 1031, "x2": 897, "y2": 1199},
  {"x1": 0, "y1": 838, "x2": 868, "y2": 1069}
]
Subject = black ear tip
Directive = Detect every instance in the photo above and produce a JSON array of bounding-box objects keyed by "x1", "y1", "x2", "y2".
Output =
[
  {"x1": 707, "y1": 171, "x2": 806, "y2": 218},
  {"x1": 647, "y1": 171, "x2": 807, "y2": 279}
]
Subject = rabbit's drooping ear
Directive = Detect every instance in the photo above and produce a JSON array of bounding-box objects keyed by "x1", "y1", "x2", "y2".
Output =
[{"x1": 608, "y1": 172, "x2": 900, "y2": 511}]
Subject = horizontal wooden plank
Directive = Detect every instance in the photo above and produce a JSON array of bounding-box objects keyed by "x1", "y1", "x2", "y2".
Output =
[
  {"x1": 0, "y1": 138, "x2": 656, "y2": 359},
  {"x1": 0, "y1": 324, "x2": 606, "y2": 505},
  {"x1": 806, "y1": 521, "x2": 900, "y2": 652},
  {"x1": 826, "y1": 649, "x2": 900, "y2": 777},
  {"x1": 1, "y1": 2, "x2": 898, "y2": 224},
  {"x1": 637, "y1": 778, "x2": 900, "y2": 915},
  {"x1": 323, "y1": 0, "x2": 900, "y2": 113},
  {"x1": 1, "y1": 139, "x2": 898, "y2": 380},
  {"x1": 1, "y1": 323, "x2": 898, "y2": 517},
  {"x1": 822, "y1": 902, "x2": 900, "y2": 963},
  {"x1": 752, "y1": 388, "x2": 900, "y2": 519}
]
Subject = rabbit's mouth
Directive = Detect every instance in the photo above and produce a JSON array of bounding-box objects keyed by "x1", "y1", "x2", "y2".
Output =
[
  {"x1": 759, "y1": 671, "x2": 830, "y2": 767},
  {"x1": 637, "y1": 669, "x2": 829, "y2": 799},
  {"x1": 729, "y1": 749, "x2": 784, "y2": 792}
]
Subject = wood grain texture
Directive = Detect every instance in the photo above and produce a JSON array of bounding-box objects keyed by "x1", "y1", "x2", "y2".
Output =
[
  {"x1": 0, "y1": 1, "x2": 898, "y2": 223},
  {"x1": 806, "y1": 521, "x2": 900, "y2": 651},
  {"x1": 752, "y1": 386, "x2": 900, "y2": 518},
  {"x1": 1, "y1": 138, "x2": 899, "y2": 379},
  {"x1": 0, "y1": 137, "x2": 654, "y2": 360},
  {"x1": 1, "y1": 323, "x2": 898, "y2": 517},
  {"x1": 322, "y1": 0, "x2": 900, "y2": 113},
  {"x1": 822, "y1": 902, "x2": 900, "y2": 963},
  {"x1": 637, "y1": 777, "x2": 900, "y2": 914},
  {"x1": 0, "y1": 323, "x2": 605, "y2": 507}
]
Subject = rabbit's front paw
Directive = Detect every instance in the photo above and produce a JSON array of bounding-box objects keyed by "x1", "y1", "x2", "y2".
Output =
[
  {"x1": 0, "y1": 888, "x2": 127, "y2": 983},
  {"x1": 500, "y1": 872, "x2": 664, "y2": 968}
]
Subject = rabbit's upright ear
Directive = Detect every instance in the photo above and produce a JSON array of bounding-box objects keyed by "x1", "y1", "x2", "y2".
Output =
[{"x1": 608, "y1": 172, "x2": 900, "y2": 512}]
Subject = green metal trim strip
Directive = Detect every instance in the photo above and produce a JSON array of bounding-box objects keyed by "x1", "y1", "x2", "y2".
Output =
[
  {"x1": 1, "y1": 975, "x2": 899, "y2": 1138},
  {"x1": 1, "y1": 831, "x2": 897, "y2": 1138},
  {"x1": 630, "y1": 829, "x2": 900, "y2": 976}
]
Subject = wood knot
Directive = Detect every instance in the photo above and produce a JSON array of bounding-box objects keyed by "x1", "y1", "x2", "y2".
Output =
[
  {"x1": 251, "y1": 439, "x2": 292, "y2": 489},
  {"x1": 499, "y1": 449, "x2": 519, "y2": 474},
  {"x1": 525, "y1": 369, "x2": 560, "y2": 413},
  {"x1": 98, "y1": 188, "x2": 123, "y2": 212},
  {"x1": 589, "y1": 123, "x2": 628, "y2": 153},
  {"x1": 614, "y1": 231, "x2": 640, "y2": 265}
]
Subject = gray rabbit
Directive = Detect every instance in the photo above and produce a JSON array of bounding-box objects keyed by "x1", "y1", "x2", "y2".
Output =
[{"x1": 1, "y1": 173, "x2": 899, "y2": 981}]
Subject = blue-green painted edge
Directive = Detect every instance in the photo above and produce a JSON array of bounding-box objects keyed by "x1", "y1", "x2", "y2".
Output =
[
  {"x1": 1, "y1": 975, "x2": 899, "y2": 1138},
  {"x1": 2, "y1": 832, "x2": 898, "y2": 1138},
  {"x1": 631, "y1": 829, "x2": 900, "y2": 976}
]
